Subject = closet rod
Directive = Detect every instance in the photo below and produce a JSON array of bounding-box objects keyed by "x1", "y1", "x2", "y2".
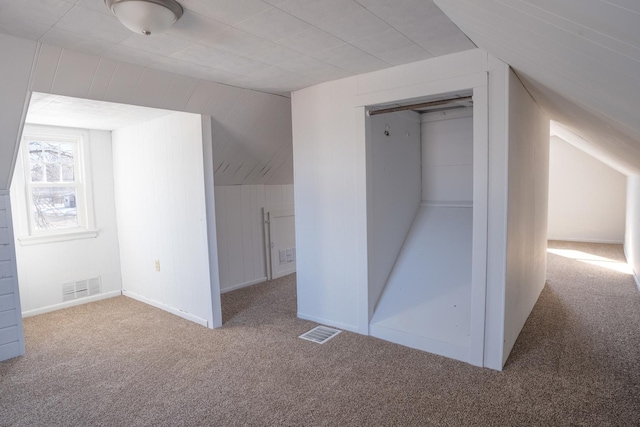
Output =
[{"x1": 367, "y1": 95, "x2": 473, "y2": 116}]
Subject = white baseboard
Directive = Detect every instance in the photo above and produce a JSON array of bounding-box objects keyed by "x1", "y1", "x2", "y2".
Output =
[
  {"x1": 122, "y1": 290, "x2": 208, "y2": 327},
  {"x1": 220, "y1": 277, "x2": 267, "y2": 294},
  {"x1": 369, "y1": 323, "x2": 469, "y2": 364},
  {"x1": 623, "y1": 246, "x2": 640, "y2": 293},
  {"x1": 297, "y1": 312, "x2": 360, "y2": 334},
  {"x1": 273, "y1": 268, "x2": 296, "y2": 279},
  {"x1": 630, "y1": 264, "x2": 640, "y2": 294},
  {"x1": 22, "y1": 290, "x2": 122, "y2": 317},
  {"x1": 547, "y1": 237, "x2": 624, "y2": 244}
]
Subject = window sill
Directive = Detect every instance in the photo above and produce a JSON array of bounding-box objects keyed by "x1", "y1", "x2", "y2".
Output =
[{"x1": 18, "y1": 229, "x2": 99, "y2": 246}]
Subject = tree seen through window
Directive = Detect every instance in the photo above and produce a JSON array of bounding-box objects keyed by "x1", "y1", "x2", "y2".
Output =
[{"x1": 27, "y1": 139, "x2": 79, "y2": 231}]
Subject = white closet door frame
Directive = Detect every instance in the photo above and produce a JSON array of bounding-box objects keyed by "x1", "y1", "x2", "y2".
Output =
[{"x1": 265, "y1": 208, "x2": 296, "y2": 280}]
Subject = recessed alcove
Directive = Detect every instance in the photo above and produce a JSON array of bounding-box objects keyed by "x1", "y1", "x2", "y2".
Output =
[{"x1": 366, "y1": 93, "x2": 481, "y2": 363}]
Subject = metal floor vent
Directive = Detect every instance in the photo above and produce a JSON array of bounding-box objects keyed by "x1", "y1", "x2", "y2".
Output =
[
  {"x1": 299, "y1": 326, "x2": 342, "y2": 344},
  {"x1": 62, "y1": 277, "x2": 102, "y2": 302}
]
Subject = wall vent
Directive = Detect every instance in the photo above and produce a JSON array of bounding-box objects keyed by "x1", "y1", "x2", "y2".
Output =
[
  {"x1": 62, "y1": 277, "x2": 101, "y2": 301},
  {"x1": 299, "y1": 326, "x2": 342, "y2": 344}
]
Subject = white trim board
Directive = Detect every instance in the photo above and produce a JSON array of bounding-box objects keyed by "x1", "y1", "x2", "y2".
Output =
[
  {"x1": 547, "y1": 237, "x2": 624, "y2": 245},
  {"x1": 273, "y1": 268, "x2": 295, "y2": 280},
  {"x1": 22, "y1": 290, "x2": 121, "y2": 317},
  {"x1": 369, "y1": 323, "x2": 469, "y2": 364},
  {"x1": 122, "y1": 290, "x2": 208, "y2": 328},
  {"x1": 220, "y1": 277, "x2": 267, "y2": 294},
  {"x1": 624, "y1": 246, "x2": 640, "y2": 294}
]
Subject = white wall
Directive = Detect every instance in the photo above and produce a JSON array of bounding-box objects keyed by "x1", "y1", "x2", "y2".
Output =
[
  {"x1": 0, "y1": 33, "x2": 292, "y2": 360},
  {"x1": 0, "y1": 34, "x2": 36, "y2": 190},
  {"x1": 10, "y1": 126, "x2": 122, "y2": 315},
  {"x1": 421, "y1": 110, "x2": 473, "y2": 204},
  {"x1": 367, "y1": 112, "x2": 421, "y2": 319},
  {"x1": 292, "y1": 48, "x2": 508, "y2": 363},
  {"x1": 548, "y1": 136, "x2": 627, "y2": 243},
  {"x1": 626, "y1": 176, "x2": 640, "y2": 291},
  {"x1": 112, "y1": 112, "x2": 214, "y2": 327},
  {"x1": 214, "y1": 184, "x2": 293, "y2": 293},
  {"x1": 503, "y1": 70, "x2": 550, "y2": 365}
]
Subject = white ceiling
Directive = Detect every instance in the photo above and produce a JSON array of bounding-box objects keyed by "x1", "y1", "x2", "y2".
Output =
[
  {"x1": 6, "y1": 0, "x2": 639, "y2": 183},
  {"x1": 435, "y1": 0, "x2": 640, "y2": 175},
  {"x1": 0, "y1": 0, "x2": 475, "y2": 95},
  {"x1": 26, "y1": 92, "x2": 174, "y2": 130}
]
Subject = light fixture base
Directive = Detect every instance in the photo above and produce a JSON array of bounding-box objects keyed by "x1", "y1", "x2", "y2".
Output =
[{"x1": 105, "y1": 0, "x2": 183, "y2": 36}]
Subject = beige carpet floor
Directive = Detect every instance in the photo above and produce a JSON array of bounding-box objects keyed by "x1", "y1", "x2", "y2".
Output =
[{"x1": 1, "y1": 241, "x2": 639, "y2": 426}]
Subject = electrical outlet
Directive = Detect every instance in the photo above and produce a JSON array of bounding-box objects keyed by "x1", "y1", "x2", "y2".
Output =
[{"x1": 155, "y1": 260, "x2": 160, "y2": 272}]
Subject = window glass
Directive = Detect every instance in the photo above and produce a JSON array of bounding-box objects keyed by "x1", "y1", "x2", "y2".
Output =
[
  {"x1": 31, "y1": 187, "x2": 78, "y2": 230},
  {"x1": 24, "y1": 136, "x2": 83, "y2": 234}
]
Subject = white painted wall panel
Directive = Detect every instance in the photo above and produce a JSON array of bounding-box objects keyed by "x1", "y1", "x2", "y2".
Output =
[
  {"x1": 103, "y1": 62, "x2": 144, "y2": 105},
  {"x1": 214, "y1": 184, "x2": 293, "y2": 293},
  {"x1": 270, "y1": 209, "x2": 296, "y2": 280},
  {"x1": 421, "y1": 112, "x2": 473, "y2": 204},
  {"x1": 548, "y1": 136, "x2": 626, "y2": 243},
  {"x1": 367, "y1": 112, "x2": 421, "y2": 319},
  {"x1": 30, "y1": 43, "x2": 60, "y2": 95},
  {"x1": 131, "y1": 68, "x2": 175, "y2": 110},
  {"x1": 625, "y1": 176, "x2": 640, "y2": 291},
  {"x1": 292, "y1": 75, "x2": 364, "y2": 332},
  {"x1": 0, "y1": 34, "x2": 36, "y2": 190},
  {"x1": 161, "y1": 74, "x2": 199, "y2": 112},
  {"x1": 292, "y1": 49, "x2": 496, "y2": 336},
  {"x1": 0, "y1": 192, "x2": 25, "y2": 361},
  {"x1": 51, "y1": 50, "x2": 99, "y2": 99},
  {"x1": 10, "y1": 127, "x2": 123, "y2": 315},
  {"x1": 112, "y1": 112, "x2": 214, "y2": 326},
  {"x1": 482, "y1": 56, "x2": 509, "y2": 370},
  {"x1": 87, "y1": 58, "x2": 118, "y2": 101},
  {"x1": 225, "y1": 186, "x2": 245, "y2": 287},
  {"x1": 503, "y1": 69, "x2": 550, "y2": 365}
]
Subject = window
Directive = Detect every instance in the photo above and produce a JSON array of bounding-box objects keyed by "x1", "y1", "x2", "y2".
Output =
[{"x1": 19, "y1": 127, "x2": 96, "y2": 244}]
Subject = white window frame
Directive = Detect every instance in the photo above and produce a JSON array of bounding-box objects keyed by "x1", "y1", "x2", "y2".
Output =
[{"x1": 18, "y1": 125, "x2": 97, "y2": 245}]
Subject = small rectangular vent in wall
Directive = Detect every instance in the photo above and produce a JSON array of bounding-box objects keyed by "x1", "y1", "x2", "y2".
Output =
[
  {"x1": 61, "y1": 277, "x2": 102, "y2": 301},
  {"x1": 278, "y1": 247, "x2": 296, "y2": 265},
  {"x1": 299, "y1": 326, "x2": 342, "y2": 344}
]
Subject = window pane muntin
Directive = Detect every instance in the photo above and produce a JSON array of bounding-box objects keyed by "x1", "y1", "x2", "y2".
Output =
[
  {"x1": 59, "y1": 143, "x2": 74, "y2": 163},
  {"x1": 23, "y1": 132, "x2": 85, "y2": 235},
  {"x1": 26, "y1": 137, "x2": 78, "y2": 184}
]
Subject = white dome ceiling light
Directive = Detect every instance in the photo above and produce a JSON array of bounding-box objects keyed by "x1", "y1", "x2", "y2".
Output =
[{"x1": 105, "y1": 0, "x2": 183, "y2": 36}]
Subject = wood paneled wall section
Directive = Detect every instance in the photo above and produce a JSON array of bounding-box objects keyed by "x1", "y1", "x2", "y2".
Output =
[
  {"x1": 503, "y1": 69, "x2": 550, "y2": 365},
  {"x1": 215, "y1": 184, "x2": 293, "y2": 292},
  {"x1": 0, "y1": 192, "x2": 24, "y2": 360}
]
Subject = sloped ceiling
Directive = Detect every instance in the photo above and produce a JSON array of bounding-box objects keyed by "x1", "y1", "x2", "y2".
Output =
[
  {"x1": 0, "y1": 0, "x2": 479, "y2": 189},
  {"x1": 26, "y1": 92, "x2": 174, "y2": 130},
  {"x1": 0, "y1": 0, "x2": 474, "y2": 95},
  {"x1": 25, "y1": 92, "x2": 292, "y2": 186},
  {"x1": 435, "y1": 0, "x2": 640, "y2": 175}
]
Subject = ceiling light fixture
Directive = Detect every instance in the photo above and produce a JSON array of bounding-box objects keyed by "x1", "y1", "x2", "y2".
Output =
[{"x1": 105, "y1": 0, "x2": 183, "y2": 36}]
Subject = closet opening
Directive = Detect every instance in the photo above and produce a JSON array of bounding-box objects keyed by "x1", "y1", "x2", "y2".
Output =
[{"x1": 365, "y1": 89, "x2": 487, "y2": 365}]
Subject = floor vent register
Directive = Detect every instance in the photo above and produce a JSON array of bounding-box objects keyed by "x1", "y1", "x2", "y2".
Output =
[{"x1": 299, "y1": 326, "x2": 342, "y2": 344}]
